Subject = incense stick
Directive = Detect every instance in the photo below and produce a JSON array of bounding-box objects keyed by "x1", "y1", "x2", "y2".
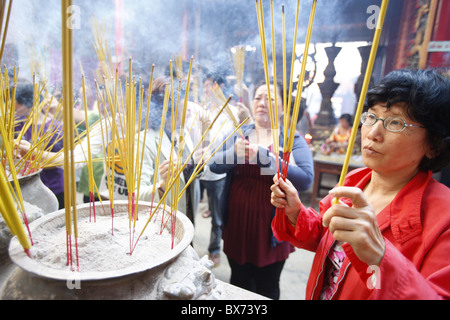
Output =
[
  {"x1": 81, "y1": 75, "x2": 97, "y2": 221},
  {"x1": 136, "y1": 65, "x2": 155, "y2": 205},
  {"x1": 0, "y1": 0, "x2": 12, "y2": 62},
  {"x1": 270, "y1": 0, "x2": 280, "y2": 161},
  {"x1": 61, "y1": 0, "x2": 79, "y2": 271},
  {"x1": 286, "y1": 0, "x2": 317, "y2": 154},
  {"x1": 333, "y1": 0, "x2": 389, "y2": 204},
  {"x1": 255, "y1": 0, "x2": 317, "y2": 227},
  {"x1": 284, "y1": 0, "x2": 300, "y2": 150},
  {"x1": 256, "y1": 0, "x2": 279, "y2": 171}
]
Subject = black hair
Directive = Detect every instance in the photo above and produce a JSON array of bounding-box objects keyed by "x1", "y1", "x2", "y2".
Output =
[
  {"x1": 365, "y1": 68, "x2": 450, "y2": 172},
  {"x1": 146, "y1": 76, "x2": 191, "y2": 131},
  {"x1": 339, "y1": 113, "x2": 353, "y2": 126},
  {"x1": 15, "y1": 83, "x2": 36, "y2": 108},
  {"x1": 254, "y1": 80, "x2": 284, "y2": 102},
  {"x1": 205, "y1": 71, "x2": 226, "y2": 87}
]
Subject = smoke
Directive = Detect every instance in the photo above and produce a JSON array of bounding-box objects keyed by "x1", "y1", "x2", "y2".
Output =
[{"x1": 3, "y1": 0, "x2": 380, "y2": 96}]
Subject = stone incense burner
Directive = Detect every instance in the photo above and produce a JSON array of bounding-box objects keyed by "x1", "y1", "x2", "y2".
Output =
[{"x1": 1, "y1": 200, "x2": 221, "y2": 300}]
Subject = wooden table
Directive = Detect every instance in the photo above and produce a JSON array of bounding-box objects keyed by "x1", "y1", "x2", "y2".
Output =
[{"x1": 309, "y1": 154, "x2": 364, "y2": 206}]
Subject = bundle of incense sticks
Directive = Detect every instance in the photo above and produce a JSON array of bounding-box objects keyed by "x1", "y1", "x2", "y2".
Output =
[
  {"x1": 255, "y1": 0, "x2": 316, "y2": 175},
  {"x1": 127, "y1": 56, "x2": 250, "y2": 252},
  {"x1": 0, "y1": 166, "x2": 32, "y2": 258},
  {"x1": 91, "y1": 52, "x2": 174, "y2": 252},
  {"x1": 1, "y1": 65, "x2": 18, "y2": 172},
  {"x1": 209, "y1": 83, "x2": 245, "y2": 139},
  {"x1": 0, "y1": 68, "x2": 32, "y2": 246},
  {"x1": 1, "y1": 66, "x2": 74, "y2": 245},
  {"x1": 13, "y1": 78, "x2": 73, "y2": 176},
  {"x1": 11, "y1": 74, "x2": 92, "y2": 176},
  {"x1": 284, "y1": 0, "x2": 317, "y2": 176},
  {"x1": 26, "y1": 43, "x2": 48, "y2": 83},
  {"x1": 92, "y1": 16, "x2": 114, "y2": 82},
  {"x1": 231, "y1": 45, "x2": 246, "y2": 101},
  {"x1": 256, "y1": 0, "x2": 317, "y2": 221},
  {"x1": 88, "y1": 53, "x2": 246, "y2": 253},
  {"x1": 91, "y1": 15, "x2": 128, "y2": 238},
  {"x1": 1, "y1": 66, "x2": 93, "y2": 259},
  {"x1": 167, "y1": 57, "x2": 194, "y2": 246},
  {"x1": 174, "y1": 54, "x2": 183, "y2": 79},
  {"x1": 256, "y1": 0, "x2": 280, "y2": 169}
]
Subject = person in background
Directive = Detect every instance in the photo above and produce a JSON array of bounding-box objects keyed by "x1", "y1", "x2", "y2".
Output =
[
  {"x1": 197, "y1": 71, "x2": 238, "y2": 267},
  {"x1": 271, "y1": 69, "x2": 450, "y2": 299},
  {"x1": 321, "y1": 113, "x2": 353, "y2": 155},
  {"x1": 209, "y1": 81, "x2": 314, "y2": 299},
  {"x1": 42, "y1": 85, "x2": 87, "y2": 126}
]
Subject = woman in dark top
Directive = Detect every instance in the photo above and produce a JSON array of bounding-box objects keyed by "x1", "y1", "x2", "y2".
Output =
[{"x1": 209, "y1": 82, "x2": 314, "y2": 299}]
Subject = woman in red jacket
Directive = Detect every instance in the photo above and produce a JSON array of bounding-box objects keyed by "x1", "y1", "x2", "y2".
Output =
[{"x1": 270, "y1": 69, "x2": 450, "y2": 300}]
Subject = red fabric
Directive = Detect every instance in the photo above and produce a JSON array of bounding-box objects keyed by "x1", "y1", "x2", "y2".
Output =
[
  {"x1": 223, "y1": 165, "x2": 294, "y2": 267},
  {"x1": 272, "y1": 167, "x2": 450, "y2": 300}
]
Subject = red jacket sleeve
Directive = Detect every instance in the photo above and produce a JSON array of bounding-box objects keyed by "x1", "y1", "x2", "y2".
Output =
[
  {"x1": 343, "y1": 233, "x2": 450, "y2": 300},
  {"x1": 272, "y1": 203, "x2": 324, "y2": 252}
]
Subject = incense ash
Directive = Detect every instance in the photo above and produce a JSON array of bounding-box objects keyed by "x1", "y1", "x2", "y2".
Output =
[{"x1": 29, "y1": 207, "x2": 173, "y2": 273}]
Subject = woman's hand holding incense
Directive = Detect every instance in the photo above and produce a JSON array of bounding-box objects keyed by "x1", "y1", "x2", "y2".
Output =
[
  {"x1": 158, "y1": 159, "x2": 175, "y2": 192},
  {"x1": 271, "y1": 175, "x2": 302, "y2": 226},
  {"x1": 193, "y1": 147, "x2": 208, "y2": 166},
  {"x1": 323, "y1": 187, "x2": 385, "y2": 267},
  {"x1": 236, "y1": 102, "x2": 253, "y2": 124},
  {"x1": 235, "y1": 138, "x2": 258, "y2": 163}
]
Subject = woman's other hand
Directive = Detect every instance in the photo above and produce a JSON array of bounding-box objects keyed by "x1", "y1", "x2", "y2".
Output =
[
  {"x1": 158, "y1": 158, "x2": 176, "y2": 192},
  {"x1": 323, "y1": 187, "x2": 385, "y2": 266},
  {"x1": 14, "y1": 140, "x2": 32, "y2": 159},
  {"x1": 235, "y1": 138, "x2": 258, "y2": 163}
]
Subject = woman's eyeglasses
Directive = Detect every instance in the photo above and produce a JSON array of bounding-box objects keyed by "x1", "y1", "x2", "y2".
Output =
[{"x1": 360, "y1": 112, "x2": 425, "y2": 133}]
